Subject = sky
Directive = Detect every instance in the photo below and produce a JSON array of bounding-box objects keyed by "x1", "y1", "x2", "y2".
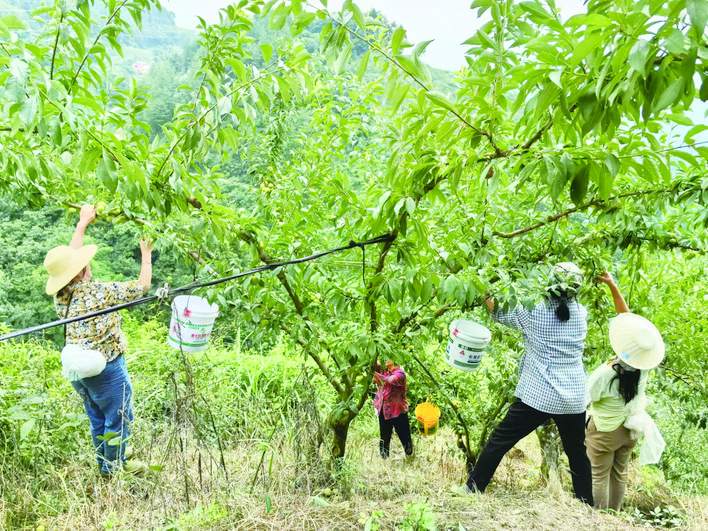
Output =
[
  {"x1": 160, "y1": 0, "x2": 706, "y2": 131},
  {"x1": 161, "y1": 0, "x2": 587, "y2": 71}
]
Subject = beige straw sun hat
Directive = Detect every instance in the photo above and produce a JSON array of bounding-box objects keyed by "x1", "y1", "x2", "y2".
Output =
[
  {"x1": 608, "y1": 312, "x2": 665, "y2": 370},
  {"x1": 44, "y1": 244, "x2": 98, "y2": 295}
]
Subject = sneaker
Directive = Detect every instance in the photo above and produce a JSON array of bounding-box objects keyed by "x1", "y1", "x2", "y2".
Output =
[
  {"x1": 452, "y1": 484, "x2": 478, "y2": 496},
  {"x1": 123, "y1": 459, "x2": 149, "y2": 476},
  {"x1": 124, "y1": 446, "x2": 135, "y2": 460}
]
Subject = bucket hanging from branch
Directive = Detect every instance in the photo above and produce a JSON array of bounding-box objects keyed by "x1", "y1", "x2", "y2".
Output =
[
  {"x1": 168, "y1": 295, "x2": 219, "y2": 352},
  {"x1": 415, "y1": 401, "x2": 441, "y2": 436},
  {"x1": 444, "y1": 319, "x2": 491, "y2": 372}
]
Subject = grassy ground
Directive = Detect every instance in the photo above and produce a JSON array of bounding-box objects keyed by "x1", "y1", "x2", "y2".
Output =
[{"x1": 10, "y1": 415, "x2": 706, "y2": 531}]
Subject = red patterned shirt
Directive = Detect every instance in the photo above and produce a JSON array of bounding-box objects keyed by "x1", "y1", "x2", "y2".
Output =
[{"x1": 373, "y1": 366, "x2": 409, "y2": 419}]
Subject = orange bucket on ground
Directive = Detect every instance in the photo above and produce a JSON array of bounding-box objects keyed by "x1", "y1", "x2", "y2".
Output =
[{"x1": 415, "y1": 402, "x2": 441, "y2": 436}]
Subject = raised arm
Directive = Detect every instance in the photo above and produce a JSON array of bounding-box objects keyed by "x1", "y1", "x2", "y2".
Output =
[
  {"x1": 597, "y1": 271, "x2": 630, "y2": 313},
  {"x1": 69, "y1": 205, "x2": 97, "y2": 249},
  {"x1": 484, "y1": 293, "x2": 496, "y2": 311},
  {"x1": 138, "y1": 237, "x2": 155, "y2": 293}
]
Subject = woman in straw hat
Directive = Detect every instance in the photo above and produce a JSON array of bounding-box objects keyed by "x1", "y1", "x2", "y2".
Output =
[
  {"x1": 586, "y1": 271, "x2": 665, "y2": 510},
  {"x1": 44, "y1": 204, "x2": 155, "y2": 476},
  {"x1": 464, "y1": 263, "x2": 593, "y2": 505}
]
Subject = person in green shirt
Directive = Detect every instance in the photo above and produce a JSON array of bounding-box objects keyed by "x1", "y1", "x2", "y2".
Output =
[{"x1": 586, "y1": 271, "x2": 664, "y2": 510}]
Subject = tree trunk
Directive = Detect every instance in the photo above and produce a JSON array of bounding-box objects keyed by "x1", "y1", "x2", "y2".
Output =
[
  {"x1": 331, "y1": 419, "x2": 350, "y2": 460},
  {"x1": 329, "y1": 404, "x2": 357, "y2": 460},
  {"x1": 536, "y1": 420, "x2": 562, "y2": 485}
]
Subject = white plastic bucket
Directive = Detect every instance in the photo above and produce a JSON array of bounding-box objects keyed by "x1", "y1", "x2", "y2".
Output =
[
  {"x1": 444, "y1": 319, "x2": 491, "y2": 372},
  {"x1": 168, "y1": 295, "x2": 219, "y2": 352}
]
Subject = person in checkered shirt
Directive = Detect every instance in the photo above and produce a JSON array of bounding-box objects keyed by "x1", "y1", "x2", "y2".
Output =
[{"x1": 464, "y1": 263, "x2": 593, "y2": 505}]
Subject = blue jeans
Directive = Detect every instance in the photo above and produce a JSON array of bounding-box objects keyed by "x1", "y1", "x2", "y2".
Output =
[{"x1": 71, "y1": 355, "x2": 133, "y2": 474}]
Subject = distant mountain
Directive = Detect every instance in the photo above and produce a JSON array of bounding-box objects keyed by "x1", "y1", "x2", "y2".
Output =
[{"x1": 0, "y1": 0, "x2": 194, "y2": 49}]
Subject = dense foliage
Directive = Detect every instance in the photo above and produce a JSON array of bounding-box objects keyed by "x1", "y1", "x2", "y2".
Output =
[{"x1": 1, "y1": 0, "x2": 707, "y2": 517}]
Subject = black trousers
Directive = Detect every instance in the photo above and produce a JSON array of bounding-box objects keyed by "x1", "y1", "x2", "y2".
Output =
[
  {"x1": 378, "y1": 410, "x2": 413, "y2": 458},
  {"x1": 467, "y1": 399, "x2": 593, "y2": 505}
]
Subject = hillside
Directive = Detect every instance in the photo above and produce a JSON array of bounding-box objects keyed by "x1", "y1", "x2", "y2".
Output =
[
  {"x1": 2, "y1": 0, "x2": 708, "y2": 529},
  {"x1": 25, "y1": 424, "x2": 708, "y2": 530},
  {"x1": 1, "y1": 330, "x2": 705, "y2": 531}
]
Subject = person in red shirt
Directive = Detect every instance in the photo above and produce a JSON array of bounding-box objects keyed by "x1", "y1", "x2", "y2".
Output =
[{"x1": 373, "y1": 359, "x2": 414, "y2": 458}]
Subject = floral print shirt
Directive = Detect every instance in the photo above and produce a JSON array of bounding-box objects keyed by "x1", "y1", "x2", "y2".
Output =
[
  {"x1": 54, "y1": 278, "x2": 145, "y2": 362},
  {"x1": 373, "y1": 366, "x2": 409, "y2": 420}
]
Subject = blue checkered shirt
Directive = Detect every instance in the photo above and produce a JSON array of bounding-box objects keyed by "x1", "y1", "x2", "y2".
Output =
[{"x1": 492, "y1": 300, "x2": 589, "y2": 415}]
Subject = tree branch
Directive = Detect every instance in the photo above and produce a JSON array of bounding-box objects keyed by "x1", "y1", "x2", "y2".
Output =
[
  {"x1": 50, "y1": 13, "x2": 65, "y2": 80},
  {"x1": 280, "y1": 322, "x2": 345, "y2": 396},
  {"x1": 330, "y1": 15, "x2": 500, "y2": 152},
  {"x1": 492, "y1": 188, "x2": 673, "y2": 239},
  {"x1": 70, "y1": 0, "x2": 131, "y2": 89}
]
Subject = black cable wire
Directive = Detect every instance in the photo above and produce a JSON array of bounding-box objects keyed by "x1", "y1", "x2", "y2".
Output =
[{"x1": 0, "y1": 234, "x2": 395, "y2": 342}]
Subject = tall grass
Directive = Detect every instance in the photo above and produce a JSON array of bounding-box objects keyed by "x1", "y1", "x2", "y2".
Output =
[{"x1": 0, "y1": 317, "x2": 706, "y2": 530}]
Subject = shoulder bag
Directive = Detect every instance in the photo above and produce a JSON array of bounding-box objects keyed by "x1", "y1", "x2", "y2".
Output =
[{"x1": 60, "y1": 290, "x2": 106, "y2": 381}]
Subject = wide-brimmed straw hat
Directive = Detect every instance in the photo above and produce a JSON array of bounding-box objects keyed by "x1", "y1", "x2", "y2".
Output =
[
  {"x1": 44, "y1": 244, "x2": 97, "y2": 295},
  {"x1": 608, "y1": 312, "x2": 665, "y2": 370}
]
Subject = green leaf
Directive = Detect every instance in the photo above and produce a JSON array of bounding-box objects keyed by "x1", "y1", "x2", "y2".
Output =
[
  {"x1": 628, "y1": 39, "x2": 651, "y2": 76},
  {"x1": 666, "y1": 113, "x2": 692, "y2": 126},
  {"x1": 700, "y1": 73, "x2": 708, "y2": 102},
  {"x1": 19, "y1": 93, "x2": 37, "y2": 128},
  {"x1": 671, "y1": 150, "x2": 698, "y2": 166},
  {"x1": 9, "y1": 57, "x2": 28, "y2": 86},
  {"x1": 519, "y1": 1, "x2": 551, "y2": 22},
  {"x1": 426, "y1": 91, "x2": 457, "y2": 114},
  {"x1": 96, "y1": 155, "x2": 117, "y2": 193},
  {"x1": 566, "y1": 13, "x2": 611, "y2": 28},
  {"x1": 333, "y1": 43, "x2": 352, "y2": 74},
  {"x1": 391, "y1": 27, "x2": 405, "y2": 55},
  {"x1": 570, "y1": 164, "x2": 589, "y2": 206},
  {"x1": 217, "y1": 96, "x2": 232, "y2": 116},
  {"x1": 687, "y1": 0, "x2": 708, "y2": 39},
  {"x1": 20, "y1": 419, "x2": 35, "y2": 440},
  {"x1": 604, "y1": 153, "x2": 620, "y2": 178},
  {"x1": 0, "y1": 14, "x2": 26, "y2": 33},
  {"x1": 549, "y1": 70, "x2": 562, "y2": 88},
  {"x1": 393, "y1": 197, "x2": 406, "y2": 216},
  {"x1": 51, "y1": 121, "x2": 63, "y2": 147},
  {"x1": 653, "y1": 78, "x2": 683, "y2": 112},
  {"x1": 396, "y1": 54, "x2": 419, "y2": 78},
  {"x1": 421, "y1": 278, "x2": 433, "y2": 302},
  {"x1": 260, "y1": 43, "x2": 272, "y2": 63},
  {"x1": 662, "y1": 29, "x2": 686, "y2": 55},
  {"x1": 597, "y1": 162, "x2": 613, "y2": 200},
  {"x1": 292, "y1": 11, "x2": 316, "y2": 36},
  {"x1": 347, "y1": 1, "x2": 365, "y2": 29},
  {"x1": 405, "y1": 197, "x2": 416, "y2": 216},
  {"x1": 270, "y1": 3, "x2": 290, "y2": 30},
  {"x1": 477, "y1": 30, "x2": 497, "y2": 52},
  {"x1": 570, "y1": 32, "x2": 604, "y2": 66},
  {"x1": 413, "y1": 39, "x2": 433, "y2": 60},
  {"x1": 312, "y1": 496, "x2": 330, "y2": 507},
  {"x1": 685, "y1": 124, "x2": 708, "y2": 144},
  {"x1": 356, "y1": 49, "x2": 370, "y2": 81}
]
